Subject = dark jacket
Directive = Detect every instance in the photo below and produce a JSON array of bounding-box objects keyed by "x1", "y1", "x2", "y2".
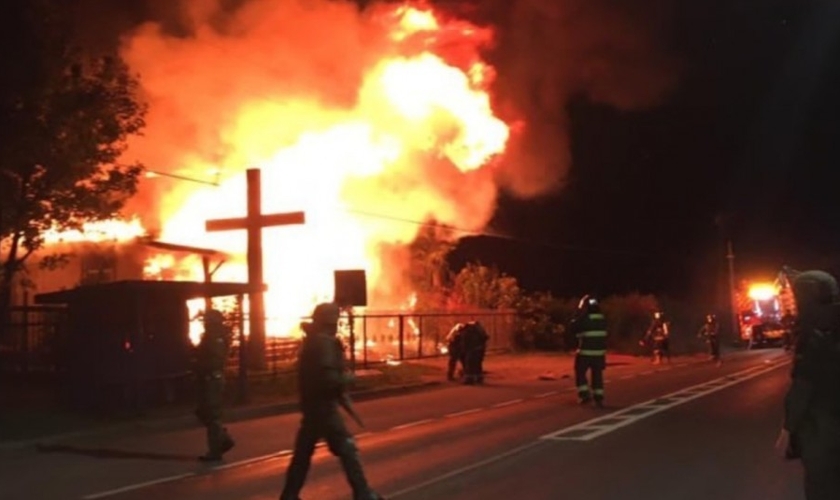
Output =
[
  {"x1": 570, "y1": 312, "x2": 608, "y2": 357},
  {"x1": 297, "y1": 328, "x2": 350, "y2": 411},
  {"x1": 784, "y1": 304, "x2": 840, "y2": 434},
  {"x1": 196, "y1": 323, "x2": 230, "y2": 374}
]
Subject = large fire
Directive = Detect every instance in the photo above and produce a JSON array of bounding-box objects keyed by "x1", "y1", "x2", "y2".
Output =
[{"x1": 45, "y1": 1, "x2": 510, "y2": 339}]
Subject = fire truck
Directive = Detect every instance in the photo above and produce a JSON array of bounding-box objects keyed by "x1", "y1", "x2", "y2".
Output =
[{"x1": 736, "y1": 270, "x2": 796, "y2": 348}]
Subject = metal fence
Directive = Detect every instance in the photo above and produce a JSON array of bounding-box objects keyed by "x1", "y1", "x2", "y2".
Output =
[
  {"x1": 2, "y1": 306, "x2": 515, "y2": 376},
  {"x1": 224, "y1": 309, "x2": 516, "y2": 375},
  {"x1": 0, "y1": 304, "x2": 66, "y2": 373},
  {"x1": 338, "y1": 310, "x2": 515, "y2": 369}
]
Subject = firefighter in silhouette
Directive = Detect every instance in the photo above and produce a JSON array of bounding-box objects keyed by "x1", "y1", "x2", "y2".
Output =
[
  {"x1": 643, "y1": 311, "x2": 670, "y2": 364},
  {"x1": 195, "y1": 308, "x2": 235, "y2": 462},
  {"x1": 445, "y1": 323, "x2": 466, "y2": 381},
  {"x1": 279, "y1": 303, "x2": 384, "y2": 500},
  {"x1": 775, "y1": 270, "x2": 840, "y2": 499},
  {"x1": 462, "y1": 321, "x2": 489, "y2": 385},
  {"x1": 697, "y1": 313, "x2": 721, "y2": 363},
  {"x1": 570, "y1": 295, "x2": 608, "y2": 407}
]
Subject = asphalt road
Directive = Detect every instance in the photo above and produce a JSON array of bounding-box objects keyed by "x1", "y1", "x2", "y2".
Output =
[{"x1": 1, "y1": 350, "x2": 802, "y2": 500}]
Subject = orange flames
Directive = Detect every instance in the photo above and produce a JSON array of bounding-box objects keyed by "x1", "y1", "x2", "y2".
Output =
[
  {"x1": 42, "y1": 218, "x2": 146, "y2": 245},
  {"x1": 46, "y1": 1, "x2": 510, "y2": 339}
]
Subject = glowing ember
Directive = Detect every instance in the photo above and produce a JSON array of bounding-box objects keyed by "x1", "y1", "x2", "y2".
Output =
[{"x1": 113, "y1": 1, "x2": 512, "y2": 338}]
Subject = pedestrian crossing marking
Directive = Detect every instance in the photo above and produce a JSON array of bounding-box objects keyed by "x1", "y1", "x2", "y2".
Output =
[{"x1": 540, "y1": 360, "x2": 790, "y2": 442}]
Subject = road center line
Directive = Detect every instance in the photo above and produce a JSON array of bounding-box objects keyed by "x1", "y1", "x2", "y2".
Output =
[
  {"x1": 213, "y1": 450, "x2": 292, "y2": 471},
  {"x1": 83, "y1": 473, "x2": 196, "y2": 499},
  {"x1": 493, "y1": 399, "x2": 523, "y2": 408},
  {"x1": 387, "y1": 440, "x2": 545, "y2": 498},
  {"x1": 540, "y1": 360, "x2": 789, "y2": 442},
  {"x1": 445, "y1": 408, "x2": 483, "y2": 418},
  {"x1": 392, "y1": 419, "x2": 435, "y2": 430}
]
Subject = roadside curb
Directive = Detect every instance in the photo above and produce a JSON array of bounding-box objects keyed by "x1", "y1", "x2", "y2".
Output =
[{"x1": 0, "y1": 380, "x2": 443, "y2": 452}]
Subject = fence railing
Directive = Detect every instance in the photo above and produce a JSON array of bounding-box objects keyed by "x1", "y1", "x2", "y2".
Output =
[
  {"x1": 0, "y1": 304, "x2": 67, "y2": 373},
  {"x1": 223, "y1": 310, "x2": 516, "y2": 375},
  {"x1": 3, "y1": 306, "x2": 515, "y2": 377}
]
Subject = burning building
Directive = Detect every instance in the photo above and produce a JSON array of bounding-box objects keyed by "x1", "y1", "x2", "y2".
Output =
[
  {"x1": 17, "y1": 0, "x2": 677, "y2": 346},
  {"x1": 19, "y1": 2, "x2": 511, "y2": 345}
]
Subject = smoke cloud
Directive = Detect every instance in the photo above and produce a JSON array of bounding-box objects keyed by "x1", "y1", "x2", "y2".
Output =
[{"x1": 467, "y1": 0, "x2": 680, "y2": 197}]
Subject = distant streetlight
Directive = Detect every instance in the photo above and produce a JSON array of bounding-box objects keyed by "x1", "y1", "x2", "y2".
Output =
[{"x1": 144, "y1": 169, "x2": 219, "y2": 187}]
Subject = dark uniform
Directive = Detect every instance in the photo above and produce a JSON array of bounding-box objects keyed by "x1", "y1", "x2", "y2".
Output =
[
  {"x1": 445, "y1": 323, "x2": 466, "y2": 381},
  {"x1": 644, "y1": 313, "x2": 670, "y2": 364},
  {"x1": 462, "y1": 321, "x2": 489, "y2": 385},
  {"x1": 195, "y1": 309, "x2": 235, "y2": 461},
  {"x1": 697, "y1": 314, "x2": 721, "y2": 362},
  {"x1": 781, "y1": 270, "x2": 840, "y2": 500},
  {"x1": 570, "y1": 296, "x2": 608, "y2": 407},
  {"x1": 781, "y1": 310, "x2": 797, "y2": 352},
  {"x1": 279, "y1": 303, "x2": 383, "y2": 500}
]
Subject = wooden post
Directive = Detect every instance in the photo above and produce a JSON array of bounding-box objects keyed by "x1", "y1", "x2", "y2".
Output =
[
  {"x1": 347, "y1": 308, "x2": 356, "y2": 372},
  {"x1": 236, "y1": 294, "x2": 249, "y2": 403},
  {"x1": 205, "y1": 168, "x2": 305, "y2": 370},
  {"x1": 398, "y1": 314, "x2": 405, "y2": 361}
]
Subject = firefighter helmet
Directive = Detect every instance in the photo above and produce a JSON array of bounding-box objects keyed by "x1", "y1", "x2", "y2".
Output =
[{"x1": 578, "y1": 294, "x2": 599, "y2": 312}]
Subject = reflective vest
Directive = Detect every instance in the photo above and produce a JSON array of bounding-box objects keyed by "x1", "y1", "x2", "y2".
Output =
[{"x1": 574, "y1": 313, "x2": 608, "y2": 357}]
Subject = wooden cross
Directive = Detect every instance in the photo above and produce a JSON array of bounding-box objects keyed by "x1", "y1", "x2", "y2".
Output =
[{"x1": 205, "y1": 168, "x2": 305, "y2": 369}]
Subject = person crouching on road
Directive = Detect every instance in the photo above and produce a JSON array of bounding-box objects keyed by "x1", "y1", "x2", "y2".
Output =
[
  {"x1": 279, "y1": 302, "x2": 384, "y2": 500},
  {"x1": 462, "y1": 321, "x2": 489, "y2": 385},
  {"x1": 445, "y1": 323, "x2": 466, "y2": 381},
  {"x1": 195, "y1": 309, "x2": 235, "y2": 462},
  {"x1": 570, "y1": 295, "x2": 608, "y2": 407}
]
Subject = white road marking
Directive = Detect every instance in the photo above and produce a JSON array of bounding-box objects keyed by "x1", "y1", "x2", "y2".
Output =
[
  {"x1": 445, "y1": 408, "x2": 483, "y2": 418},
  {"x1": 387, "y1": 440, "x2": 544, "y2": 498},
  {"x1": 493, "y1": 399, "x2": 523, "y2": 408},
  {"x1": 392, "y1": 419, "x2": 434, "y2": 430},
  {"x1": 534, "y1": 391, "x2": 558, "y2": 398},
  {"x1": 540, "y1": 360, "x2": 789, "y2": 442},
  {"x1": 83, "y1": 473, "x2": 196, "y2": 499},
  {"x1": 213, "y1": 450, "x2": 292, "y2": 470}
]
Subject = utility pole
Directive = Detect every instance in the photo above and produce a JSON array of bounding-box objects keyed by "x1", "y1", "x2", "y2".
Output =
[{"x1": 726, "y1": 239, "x2": 739, "y2": 340}]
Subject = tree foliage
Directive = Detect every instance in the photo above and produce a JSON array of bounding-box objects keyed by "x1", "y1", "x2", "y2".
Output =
[
  {"x1": 451, "y1": 262, "x2": 521, "y2": 309},
  {"x1": 0, "y1": 0, "x2": 146, "y2": 308},
  {"x1": 407, "y1": 225, "x2": 457, "y2": 310}
]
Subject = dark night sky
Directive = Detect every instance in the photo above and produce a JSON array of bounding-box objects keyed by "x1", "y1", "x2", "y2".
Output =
[
  {"x1": 16, "y1": 0, "x2": 840, "y2": 304},
  {"x1": 450, "y1": 0, "x2": 840, "y2": 304}
]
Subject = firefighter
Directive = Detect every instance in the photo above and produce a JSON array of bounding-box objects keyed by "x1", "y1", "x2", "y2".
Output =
[
  {"x1": 697, "y1": 313, "x2": 721, "y2": 363},
  {"x1": 775, "y1": 270, "x2": 840, "y2": 499},
  {"x1": 570, "y1": 295, "x2": 608, "y2": 407},
  {"x1": 444, "y1": 323, "x2": 466, "y2": 381},
  {"x1": 279, "y1": 303, "x2": 384, "y2": 500},
  {"x1": 643, "y1": 311, "x2": 670, "y2": 364},
  {"x1": 462, "y1": 321, "x2": 489, "y2": 385},
  {"x1": 195, "y1": 308, "x2": 235, "y2": 462}
]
